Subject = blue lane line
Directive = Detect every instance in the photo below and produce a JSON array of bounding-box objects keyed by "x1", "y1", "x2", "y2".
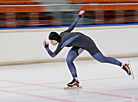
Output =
[
  {"x1": 1, "y1": 23, "x2": 138, "y2": 30},
  {"x1": 75, "y1": 23, "x2": 138, "y2": 28}
]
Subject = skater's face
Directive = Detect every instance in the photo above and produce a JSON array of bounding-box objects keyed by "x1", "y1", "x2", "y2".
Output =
[{"x1": 50, "y1": 40, "x2": 58, "y2": 46}]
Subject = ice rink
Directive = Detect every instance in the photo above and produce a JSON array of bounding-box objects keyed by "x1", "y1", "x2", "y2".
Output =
[{"x1": 0, "y1": 57, "x2": 138, "y2": 102}]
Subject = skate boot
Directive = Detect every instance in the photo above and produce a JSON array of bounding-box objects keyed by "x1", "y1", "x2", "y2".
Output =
[
  {"x1": 67, "y1": 78, "x2": 79, "y2": 87},
  {"x1": 122, "y1": 63, "x2": 131, "y2": 75}
]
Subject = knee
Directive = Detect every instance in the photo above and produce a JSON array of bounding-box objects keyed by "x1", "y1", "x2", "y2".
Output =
[
  {"x1": 66, "y1": 57, "x2": 73, "y2": 64},
  {"x1": 98, "y1": 57, "x2": 107, "y2": 63}
]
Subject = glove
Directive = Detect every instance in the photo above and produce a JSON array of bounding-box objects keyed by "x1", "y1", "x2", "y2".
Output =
[{"x1": 78, "y1": 10, "x2": 85, "y2": 18}]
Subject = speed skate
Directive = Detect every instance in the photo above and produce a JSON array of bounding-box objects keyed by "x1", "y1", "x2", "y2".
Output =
[
  {"x1": 128, "y1": 61, "x2": 134, "y2": 79},
  {"x1": 64, "y1": 78, "x2": 82, "y2": 89}
]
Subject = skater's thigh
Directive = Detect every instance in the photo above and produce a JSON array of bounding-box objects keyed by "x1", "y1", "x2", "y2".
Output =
[
  {"x1": 67, "y1": 47, "x2": 84, "y2": 62},
  {"x1": 71, "y1": 47, "x2": 84, "y2": 55}
]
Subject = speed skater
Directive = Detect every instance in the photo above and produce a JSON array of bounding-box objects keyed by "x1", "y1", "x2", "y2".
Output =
[{"x1": 43, "y1": 10, "x2": 132, "y2": 88}]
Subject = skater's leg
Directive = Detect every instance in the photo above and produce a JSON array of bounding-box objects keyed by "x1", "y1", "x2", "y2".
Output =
[
  {"x1": 86, "y1": 41, "x2": 131, "y2": 76},
  {"x1": 66, "y1": 49, "x2": 78, "y2": 78},
  {"x1": 66, "y1": 47, "x2": 84, "y2": 78},
  {"x1": 92, "y1": 52, "x2": 122, "y2": 67},
  {"x1": 66, "y1": 47, "x2": 84, "y2": 87},
  {"x1": 92, "y1": 52, "x2": 132, "y2": 76}
]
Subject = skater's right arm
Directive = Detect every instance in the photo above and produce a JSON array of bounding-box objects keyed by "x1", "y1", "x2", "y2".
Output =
[
  {"x1": 43, "y1": 40, "x2": 62, "y2": 58},
  {"x1": 43, "y1": 40, "x2": 56, "y2": 58},
  {"x1": 62, "y1": 10, "x2": 85, "y2": 33}
]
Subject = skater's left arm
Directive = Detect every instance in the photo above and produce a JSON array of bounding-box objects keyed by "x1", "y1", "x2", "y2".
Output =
[{"x1": 62, "y1": 10, "x2": 85, "y2": 33}]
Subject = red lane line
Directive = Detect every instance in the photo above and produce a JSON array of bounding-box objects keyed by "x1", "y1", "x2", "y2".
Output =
[
  {"x1": 0, "y1": 76, "x2": 138, "y2": 100},
  {"x1": 81, "y1": 75, "x2": 137, "y2": 81},
  {"x1": 41, "y1": 81, "x2": 68, "y2": 85},
  {"x1": 0, "y1": 75, "x2": 138, "y2": 89},
  {"x1": 80, "y1": 90, "x2": 138, "y2": 100},
  {"x1": 42, "y1": 75, "x2": 138, "y2": 85},
  {"x1": 0, "y1": 84, "x2": 29, "y2": 88},
  {"x1": 0, "y1": 89, "x2": 74, "y2": 102},
  {"x1": 1, "y1": 82, "x2": 137, "y2": 101},
  {"x1": 0, "y1": 79, "x2": 34, "y2": 85},
  {"x1": 1, "y1": 78, "x2": 137, "y2": 101},
  {"x1": 38, "y1": 84, "x2": 138, "y2": 100}
]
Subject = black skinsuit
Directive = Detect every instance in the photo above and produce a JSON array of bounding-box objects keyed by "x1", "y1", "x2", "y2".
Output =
[
  {"x1": 44, "y1": 15, "x2": 122, "y2": 78},
  {"x1": 45, "y1": 16, "x2": 100, "y2": 57}
]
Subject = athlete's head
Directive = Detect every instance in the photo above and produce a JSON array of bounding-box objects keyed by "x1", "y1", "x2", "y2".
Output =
[{"x1": 49, "y1": 32, "x2": 61, "y2": 46}]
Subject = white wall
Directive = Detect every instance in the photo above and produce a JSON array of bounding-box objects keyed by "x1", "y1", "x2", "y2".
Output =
[{"x1": 0, "y1": 26, "x2": 138, "y2": 65}]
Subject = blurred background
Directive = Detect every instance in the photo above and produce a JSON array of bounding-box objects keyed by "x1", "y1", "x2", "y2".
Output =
[
  {"x1": 0, "y1": 0, "x2": 138, "y2": 28},
  {"x1": 0, "y1": 0, "x2": 138, "y2": 65}
]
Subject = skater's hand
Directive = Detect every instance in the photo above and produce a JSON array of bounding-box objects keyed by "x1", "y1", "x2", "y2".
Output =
[
  {"x1": 43, "y1": 40, "x2": 47, "y2": 47},
  {"x1": 78, "y1": 10, "x2": 85, "y2": 15}
]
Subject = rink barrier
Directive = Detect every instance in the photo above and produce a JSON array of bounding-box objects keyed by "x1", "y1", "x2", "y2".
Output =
[
  {"x1": 0, "y1": 24, "x2": 138, "y2": 66},
  {"x1": 0, "y1": 53, "x2": 138, "y2": 66},
  {"x1": 1, "y1": 23, "x2": 138, "y2": 33}
]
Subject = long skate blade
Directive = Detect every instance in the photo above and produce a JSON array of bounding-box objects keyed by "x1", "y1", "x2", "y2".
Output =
[
  {"x1": 64, "y1": 86, "x2": 82, "y2": 89},
  {"x1": 128, "y1": 61, "x2": 134, "y2": 79}
]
